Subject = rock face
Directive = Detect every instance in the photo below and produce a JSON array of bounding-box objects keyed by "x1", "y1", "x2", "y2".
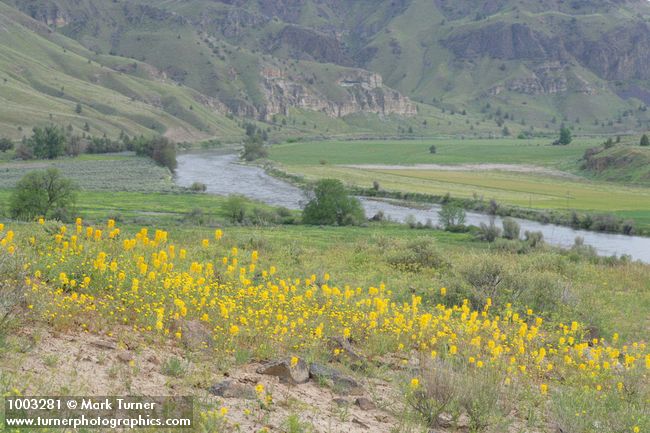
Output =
[
  {"x1": 273, "y1": 25, "x2": 352, "y2": 66},
  {"x1": 567, "y1": 23, "x2": 650, "y2": 82},
  {"x1": 489, "y1": 62, "x2": 594, "y2": 96},
  {"x1": 444, "y1": 23, "x2": 568, "y2": 62},
  {"x1": 258, "y1": 66, "x2": 417, "y2": 120}
]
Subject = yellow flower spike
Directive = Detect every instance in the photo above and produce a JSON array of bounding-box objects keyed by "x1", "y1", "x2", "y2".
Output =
[
  {"x1": 409, "y1": 378, "x2": 419, "y2": 390},
  {"x1": 290, "y1": 356, "x2": 299, "y2": 368},
  {"x1": 440, "y1": 287, "x2": 446, "y2": 296},
  {"x1": 540, "y1": 384, "x2": 548, "y2": 395}
]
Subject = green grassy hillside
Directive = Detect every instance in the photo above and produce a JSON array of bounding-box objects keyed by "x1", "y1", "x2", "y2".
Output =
[
  {"x1": 5, "y1": 0, "x2": 650, "y2": 137},
  {"x1": 0, "y1": 2, "x2": 244, "y2": 141}
]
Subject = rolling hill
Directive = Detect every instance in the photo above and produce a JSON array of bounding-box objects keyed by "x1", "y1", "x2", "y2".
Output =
[{"x1": 2, "y1": 0, "x2": 650, "y2": 140}]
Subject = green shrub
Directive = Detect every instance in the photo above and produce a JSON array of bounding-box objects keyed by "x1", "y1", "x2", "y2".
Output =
[
  {"x1": 476, "y1": 220, "x2": 502, "y2": 242},
  {"x1": 0, "y1": 137, "x2": 13, "y2": 153},
  {"x1": 161, "y1": 356, "x2": 187, "y2": 377},
  {"x1": 224, "y1": 195, "x2": 248, "y2": 224},
  {"x1": 189, "y1": 182, "x2": 207, "y2": 192},
  {"x1": 502, "y1": 218, "x2": 520, "y2": 240},
  {"x1": 302, "y1": 179, "x2": 365, "y2": 226},
  {"x1": 9, "y1": 168, "x2": 77, "y2": 221},
  {"x1": 387, "y1": 238, "x2": 450, "y2": 272},
  {"x1": 438, "y1": 203, "x2": 466, "y2": 230}
]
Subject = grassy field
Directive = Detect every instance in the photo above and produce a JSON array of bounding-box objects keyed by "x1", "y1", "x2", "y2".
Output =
[
  {"x1": 268, "y1": 138, "x2": 600, "y2": 166},
  {"x1": 268, "y1": 138, "x2": 650, "y2": 231},
  {"x1": 0, "y1": 154, "x2": 177, "y2": 192}
]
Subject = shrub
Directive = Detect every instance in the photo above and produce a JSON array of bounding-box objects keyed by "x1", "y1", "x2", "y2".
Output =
[
  {"x1": 429, "y1": 145, "x2": 437, "y2": 154},
  {"x1": 189, "y1": 182, "x2": 207, "y2": 192},
  {"x1": 640, "y1": 134, "x2": 649, "y2": 147},
  {"x1": 224, "y1": 195, "x2": 247, "y2": 224},
  {"x1": 524, "y1": 230, "x2": 544, "y2": 248},
  {"x1": 9, "y1": 169, "x2": 77, "y2": 221},
  {"x1": 302, "y1": 179, "x2": 365, "y2": 226},
  {"x1": 387, "y1": 238, "x2": 450, "y2": 272},
  {"x1": 476, "y1": 220, "x2": 502, "y2": 242},
  {"x1": 501, "y1": 218, "x2": 520, "y2": 240},
  {"x1": 408, "y1": 358, "x2": 458, "y2": 427},
  {"x1": 0, "y1": 137, "x2": 13, "y2": 152},
  {"x1": 438, "y1": 203, "x2": 466, "y2": 230},
  {"x1": 554, "y1": 127, "x2": 572, "y2": 145},
  {"x1": 161, "y1": 356, "x2": 187, "y2": 377}
]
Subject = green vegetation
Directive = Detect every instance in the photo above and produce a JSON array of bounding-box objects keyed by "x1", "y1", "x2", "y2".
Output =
[
  {"x1": 268, "y1": 138, "x2": 650, "y2": 233},
  {"x1": 269, "y1": 138, "x2": 597, "y2": 166},
  {"x1": 556, "y1": 127, "x2": 573, "y2": 146},
  {"x1": 302, "y1": 179, "x2": 365, "y2": 226},
  {"x1": 24, "y1": 125, "x2": 66, "y2": 159},
  {"x1": 0, "y1": 137, "x2": 13, "y2": 153},
  {"x1": 0, "y1": 155, "x2": 175, "y2": 192},
  {"x1": 437, "y1": 203, "x2": 466, "y2": 230},
  {"x1": 9, "y1": 168, "x2": 77, "y2": 221}
]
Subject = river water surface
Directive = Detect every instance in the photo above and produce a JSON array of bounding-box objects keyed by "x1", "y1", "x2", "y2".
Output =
[{"x1": 175, "y1": 152, "x2": 650, "y2": 263}]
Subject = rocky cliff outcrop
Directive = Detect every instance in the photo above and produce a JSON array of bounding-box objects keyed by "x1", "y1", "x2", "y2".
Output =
[
  {"x1": 489, "y1": 62, "x2": 594, "y2": 96},
  {"x1": 444, "y1": 22, "x2": 568, "y2": 61},
  {"x1": 257, "y1": 66, "x2": 416, "y2": 120},
  {"x1": 270, "y1": 25, "x2": 352, "y2": 65},
  {"x1": 567, "y1": 23, "x2": 650, "y2": 81}
]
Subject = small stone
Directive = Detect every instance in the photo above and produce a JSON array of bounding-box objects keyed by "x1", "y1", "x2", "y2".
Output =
[
  {"x1": 457, "y1": 412, "x2": 471, "y2": 431},
  {"x1": 375, "y1": 414, "x2": 389, "y2": 423},
  {"x1": 180, "y1": 319, "x2": 212, "y2": 348},
  {"x1": 209, "y1": 380, "x2": 255, "y2": 399},
  {"x1": 352, "y1": 418, "x2": 369, "y2": 429},
  {"x1": 89, "y1": 340, "x2": 117, "y2": 350},
  {"x1": 117, "y1": 351, "x2": 134, "y2": 363},
  {"x1": 256, "y1": 358, "x2": 310, "y2": 384},
  {"x1": 310, "y1": 363, "x2": 362, "y2": 395},
  {"x1": 330, "y1": 337, "x2": 365, "y2": 364},
  {"x1": 332, "y1": 398, "x2": 349, "y2": 407},
  {"x1": 436, "y1": 412, "x2": 453, "y2": 428},
  {"x1": 354, "y1": 397, "x2": 375, "y2": 411}
]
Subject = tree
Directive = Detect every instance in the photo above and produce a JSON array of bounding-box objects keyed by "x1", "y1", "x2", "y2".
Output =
[
  {"x1": 132, "y1": 136, "x2": 177, "y2": 171},
  {"x1": 438, "y1": 203, "x2": 466, "y2": 230},
  {"x1": 27, "y1": 125, "x2": 66, "y2": 159},
  {"x1": 502, "y1": 217, "x2": 521, "y2": 240},
  {"x1": 242, "y1": 135, "x2": 268, "y2": 161},
  {"x1": 429, "y1": 145, "x2": 437, "y2": 154},
  {"x1": 557, "y1": 127, "x2": 572, "y2": 145},
  {"x1": 0, "y1": 137, "x2": 13, "y2": 152},
  {"x1": 641, "y1": 134, "x2": 649, "y2": 147},
  {"x1": 9, "y1": 169, "x2": 77, "y2": 221},
  {"x1": 75, "y1": 103, "x2": 82, "y2": 114},
  {"x1": 302, "y1": 179, "x2": 365, "y2": 226}
]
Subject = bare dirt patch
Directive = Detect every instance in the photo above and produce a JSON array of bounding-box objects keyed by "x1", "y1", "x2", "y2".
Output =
[{"x1": 342, "y1": 163, "x2": 581, "y2": 179}]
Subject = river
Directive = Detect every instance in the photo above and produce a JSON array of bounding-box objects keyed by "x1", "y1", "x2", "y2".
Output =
[{"x1": 175, "y1": 152, "x2": 650, "y2": 263}]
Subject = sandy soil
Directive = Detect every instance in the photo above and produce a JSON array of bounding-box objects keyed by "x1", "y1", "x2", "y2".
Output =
[
  {"x1": 3, "y1": 326, "x2": 401, "y2": 433},
  {"x1": 342, "y1": 163, "x2": 581, "y2": 178}
]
